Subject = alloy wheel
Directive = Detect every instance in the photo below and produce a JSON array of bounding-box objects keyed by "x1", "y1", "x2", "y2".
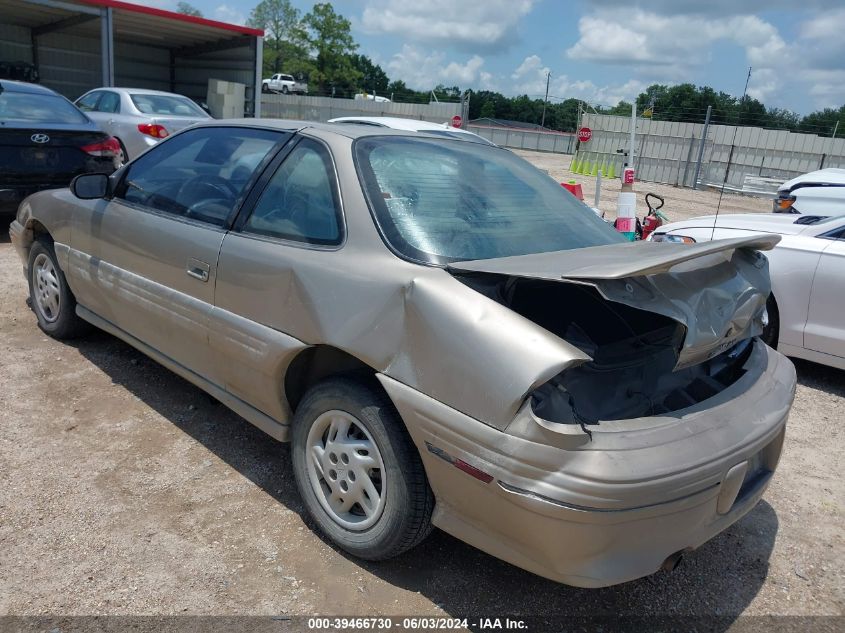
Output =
[{"x1": 305, "y1": 410, "x2": 387, "y2": 531}]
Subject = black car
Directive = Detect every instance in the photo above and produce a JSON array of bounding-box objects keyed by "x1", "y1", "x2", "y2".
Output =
[{"x1": 1, "y1": 80, "x2": 119, "y2": 217}]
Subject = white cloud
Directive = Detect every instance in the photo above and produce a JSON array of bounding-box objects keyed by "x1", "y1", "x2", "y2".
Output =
[
  {"x1": 565, "y1": 8, "x2": 845, "y2": 110},
  {"x1": 566, "y1": 11, "x2": 783, "y2": 67},
  {"x1": 361, "y1": 0, "x2": 536, "y2": 49},
  {"x1": 499, "y1": 54, "x2": 641, "y2": 105},
  {"x1": 386, "y1": 46, "x2": 486, "y2": 89},
  {"x1": 213, "y1": 4, "x2": 246, "y2": 26},
  {"x1": 511, "y1": 55, "x2": 546, "y2": 80},
  {"x1": 587, "y1": 0, "x2": 843, "y2": 15}
]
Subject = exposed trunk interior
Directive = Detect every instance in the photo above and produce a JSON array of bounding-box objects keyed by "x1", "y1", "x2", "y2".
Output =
[{"x1": 455, "y1": 273, "x2": 754, "y2": 424}]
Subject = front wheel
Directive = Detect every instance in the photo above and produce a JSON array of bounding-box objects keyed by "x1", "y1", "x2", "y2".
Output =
[
  {"x1": 281, "y1": 85, "x2": 289, "y2": 94},
  {"x1": 262, "y1": 83, "x2": 270, "y2": 93},
  {"x1": 27, "y1": 239, "x2": 89, "y2": 339},
  {"x1": 291, "y1": 377, "x2": 433, "y2": 560}
]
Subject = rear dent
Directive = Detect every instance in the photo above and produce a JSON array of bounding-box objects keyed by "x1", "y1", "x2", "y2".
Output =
[{"x1": 377, "y1": 341, "x2": 794, "y2": 586}]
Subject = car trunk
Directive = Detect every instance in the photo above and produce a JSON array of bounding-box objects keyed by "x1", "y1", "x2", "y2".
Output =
[
  {"x1": 151, "y1": 116, "x2": 205, "y2": 135},
  {"x1": 448, "y1": 235, "x2": 778, "y2": 424},
  {"x1": 0, "y1": 128, "x2": 113, "y2": 186}
]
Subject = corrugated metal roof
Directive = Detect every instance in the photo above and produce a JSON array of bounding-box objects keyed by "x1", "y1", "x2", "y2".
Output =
[{"x1": 1, "y1": 0, "x2": 262, "y2": 50}]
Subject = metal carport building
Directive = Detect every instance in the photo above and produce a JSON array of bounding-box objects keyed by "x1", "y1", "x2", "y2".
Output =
[{"x1": 0, "y1": 0, "x2": 264, "y2": 116}]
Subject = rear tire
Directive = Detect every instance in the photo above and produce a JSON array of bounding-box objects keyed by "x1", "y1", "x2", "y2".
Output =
[
  {"x1": 761, "y1": 294, "x2": 779, "y2": 349},
  {"x1": 115, "y1": 138, "x2": 128, "y2": 167},
  {"x1": 27, "y1": 239, "x2": 89, "y2": 340},
  {"x1": 291, "y1": 377, "x2": 433, "y2": 560},
  {"x1": 282, "y1": 85, "x2": 289, "y2": 94}
]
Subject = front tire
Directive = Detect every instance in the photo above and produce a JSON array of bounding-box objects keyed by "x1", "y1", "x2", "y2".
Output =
[
  {"x1": 27, "y1": 239, "x2": 88, "y2": 339},
  {"x1": 291, "y1": 377, "x2": 433, "y2": 560},
  {"x1": 262, "y1": 83, "x2": 270, "y2": 93},
  {"x1": 281, "y1": 85, "x2": 289, "y2": 94}
]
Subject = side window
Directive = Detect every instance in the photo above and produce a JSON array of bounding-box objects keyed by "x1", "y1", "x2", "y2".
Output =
[
  {"x1": 76, "y1": 91, "x2": 101, "y2": 111},
  {"x1": 242, "y1": 138, "x2": 342, "y2": 245},
  {"x1": 116, "y1": 126, "x2": 284, "y2": 227},
  {"x1": 97, "y1": 91, "x2": 120, "y2": 113},
  {"x1": 819, "y1": 226, "x2": 845, "y2": 240}
]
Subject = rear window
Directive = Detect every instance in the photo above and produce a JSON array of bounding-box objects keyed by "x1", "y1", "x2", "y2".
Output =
[
  {"x1": 130, "y1": 94, "x2": 207, "y2": 117},
  {"x1": 0, "y1": 91, "x2": 88, "y2": 124},
  {"x1": 355, "y1": 136, "x2": 624, "y2": 265}
]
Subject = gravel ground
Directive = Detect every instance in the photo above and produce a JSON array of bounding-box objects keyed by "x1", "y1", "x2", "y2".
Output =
[
  {"x1": 0, "y1": 158, "x2": 842, "y2": 630},
  {"x1": 514, "y1": 149, "x2": 773, "y2": 222}
]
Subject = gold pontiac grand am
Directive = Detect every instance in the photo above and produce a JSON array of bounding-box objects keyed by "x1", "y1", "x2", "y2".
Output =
[{"x1": 9, "y1": 120, "x2": 796, "y2": 587}]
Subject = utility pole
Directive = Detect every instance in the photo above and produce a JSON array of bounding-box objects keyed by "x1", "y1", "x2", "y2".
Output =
[
  {"x1": 540, "y1": 71, "x2": 551, "y2": 128},
  {"x1": 628, "y1": 101, "x2": 636, "y2": 171},
  {"x1": 833, "y1": 120, "x2": 840, "y2": 139}
]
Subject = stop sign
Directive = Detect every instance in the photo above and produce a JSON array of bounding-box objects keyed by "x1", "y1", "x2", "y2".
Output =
[
  {"x1": 451, "y1": 115, "x2": 463, "y2": 128},
  {"x1": 578, "y1": 127, "x2": 592, "y2": 142}
]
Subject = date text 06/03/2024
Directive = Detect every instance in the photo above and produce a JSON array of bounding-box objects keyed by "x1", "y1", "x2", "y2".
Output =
[{"x1": 306, "y1": 617, "x2": 528, "y2": 630}]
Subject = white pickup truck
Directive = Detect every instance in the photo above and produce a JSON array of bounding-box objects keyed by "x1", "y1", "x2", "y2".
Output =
[{"x1": 261, "y1": 73, "x2": 308, "y2": 95}]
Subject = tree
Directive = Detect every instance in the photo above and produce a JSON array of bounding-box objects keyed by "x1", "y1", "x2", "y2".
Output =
[
  {"x1": 302, "y1": 3, "x2": 361, "y2": 95},
  {"x1": 176, "y1": 1, "x2": 202, "y2": 17},
  {"x1": 606, "y1": 100, "x2": 632, "y2": 116},
  {"x1": 248, "y1": 0, "x2": 308, "y2": 75},
  {"x1": 478, "y1": 101, "x2": 495, "y2": 119},
  {"x1": 350, "y1": 54, "x2": 389, "y2": 94},
  {"x1": 800, "y1": 105, "x2": 845, "y2": 137}
]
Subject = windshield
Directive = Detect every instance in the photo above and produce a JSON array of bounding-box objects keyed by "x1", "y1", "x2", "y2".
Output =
[
  {"x1": 355, "y1": 136, "x2": 625, "y2": 264},
  {"x1": 0, "y1": 91, "x2": 88, "y2": 124},
  {"x1": 130, "y1": 93, "x2": 207, "y2": 117}
]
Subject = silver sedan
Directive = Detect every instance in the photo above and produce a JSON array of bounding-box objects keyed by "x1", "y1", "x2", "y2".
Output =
[
  {"x1": 75, "y1": 87, "x2": 211, "y2": 164},
  {"x1": 9, "y1": 121, "x2": 795, "y2": 587}
]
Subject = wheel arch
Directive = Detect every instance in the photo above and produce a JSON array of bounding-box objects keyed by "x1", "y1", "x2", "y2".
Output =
[
  {"x1": 21, "y1": 218, "x2": 53, "y2": 248},
  {"x1": 284, "y1": 345, "x2": 376, "y2": 413}
]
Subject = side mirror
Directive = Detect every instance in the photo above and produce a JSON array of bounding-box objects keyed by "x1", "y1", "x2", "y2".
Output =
[{"x1": 70, "y1": 173, "x2": 109, "y2": 199}]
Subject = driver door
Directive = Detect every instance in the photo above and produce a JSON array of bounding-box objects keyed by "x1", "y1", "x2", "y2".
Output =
[{"x1": 68, "y1": 126, "x2": 283, "y2": 383}]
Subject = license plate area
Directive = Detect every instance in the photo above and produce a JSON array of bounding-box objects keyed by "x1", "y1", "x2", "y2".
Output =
[{"x1": 21, "y1": 147, "x2": 60, "y2": 167}]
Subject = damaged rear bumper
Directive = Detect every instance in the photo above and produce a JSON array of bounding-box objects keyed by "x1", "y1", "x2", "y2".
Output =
[{"x1": 378, "y1": 340, "x2": 795, "y2": 588}]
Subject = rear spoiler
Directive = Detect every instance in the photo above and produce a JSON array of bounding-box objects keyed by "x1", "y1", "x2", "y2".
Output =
[{"x1": 448, "y1": 235, "x2": 780, "y2": 280}]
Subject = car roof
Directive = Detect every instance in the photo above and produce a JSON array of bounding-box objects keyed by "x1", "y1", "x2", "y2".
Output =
[
  {"x1": 198, "y1": 118, "x2": 498, "y2": 144},
  {"x1": 0, "y1": 80, "x2": 59, "y2": 96},
  {"x1": 83, "y1": 87, "x2": 194, "y2": 98},
  {"x1": 329, "y1": 116, "x2": 472, "y2": 133}
]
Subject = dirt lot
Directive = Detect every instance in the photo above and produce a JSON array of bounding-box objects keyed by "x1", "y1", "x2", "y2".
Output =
[
  {"x1": 514, "y1": 149, "x2": 773, "y2": 222},
  {"x1": 0, "y1": 158, "x2": 843, "y2": 629}
]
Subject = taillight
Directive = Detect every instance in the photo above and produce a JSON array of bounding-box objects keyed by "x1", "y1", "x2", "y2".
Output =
[
  {"x1": 650, "y1": 233, "x2": 696, "y2": 244},
  {"x1": 81, "y1": 137, "x2": 120, "y2": 157},
  {"x1": 773, "y1": 193, "x2": 796, "y2": 212},
  {"x1": 137, "y1": 123, "x2": 169, "y2": 139}
]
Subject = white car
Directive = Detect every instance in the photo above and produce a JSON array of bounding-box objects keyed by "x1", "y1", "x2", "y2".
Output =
[
  {"x1": 75, "y1": 88, "x2": 211, "y2": 163},
  {"x1": 328, "y1": 116, "x2": 495, "y2": 145},
  {"x1": 651, "y1": 213, "x2": 845, "y2": 370},
  {"x1": 353, "y1": 93, "x2": 391, "y2": 102},
  {"x1": 774, "y1": 168, "x2": 845, "y2": 214}
]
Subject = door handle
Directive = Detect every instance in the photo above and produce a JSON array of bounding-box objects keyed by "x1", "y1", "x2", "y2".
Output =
[{"x1": 186, "y1": 258, "x2": 210, "y2": 282}]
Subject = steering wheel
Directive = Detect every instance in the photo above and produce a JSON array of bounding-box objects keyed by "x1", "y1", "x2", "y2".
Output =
[
  {"x1": 283, "y1": 188, "x2": 311, "y2": 226},
  {"x1": 177, "y1": 175, "x2": 238, "y2": 205}
]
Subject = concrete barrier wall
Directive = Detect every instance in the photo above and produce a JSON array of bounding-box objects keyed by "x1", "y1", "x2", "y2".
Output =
[
  {"x1": 466, "y1": 124, "x2": 576, "y2": 154},
  {"x1": 576, "y1": 113, "x2": 845, "y2": 189},
  {"x1": 260, "y1": 94, "x2": 461, "y2": 124}
]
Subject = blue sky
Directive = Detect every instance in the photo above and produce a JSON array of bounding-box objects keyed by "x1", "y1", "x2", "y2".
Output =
[{"x1": 162, "y1": 0, "x2": 844, "y2": 114}]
